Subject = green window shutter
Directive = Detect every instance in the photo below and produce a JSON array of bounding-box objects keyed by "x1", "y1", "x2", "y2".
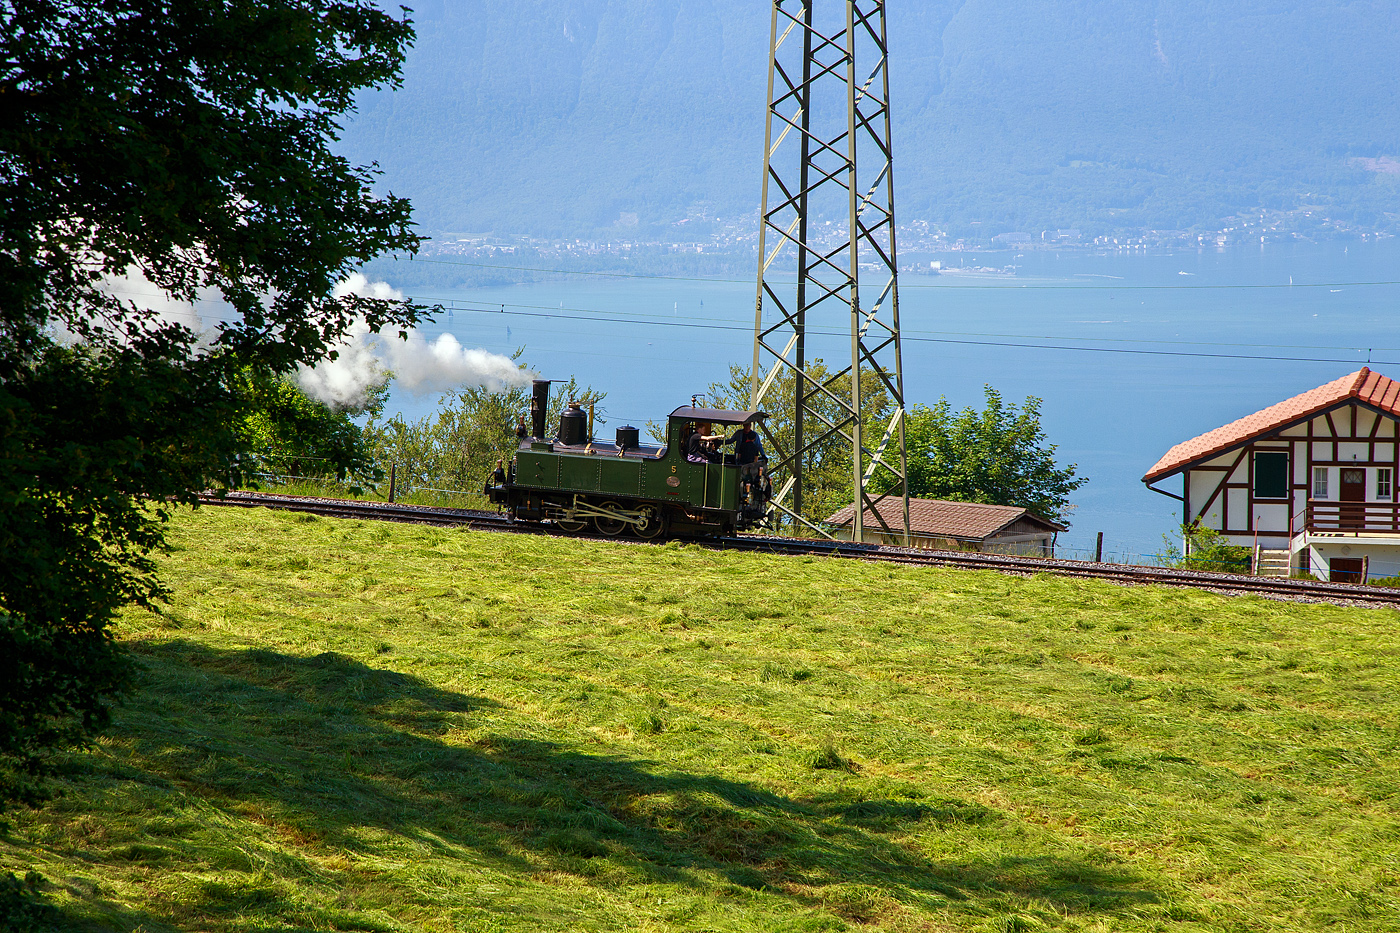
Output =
[{"x1": 1253, "y1": 451, "x2": 1288, "y2": 499}]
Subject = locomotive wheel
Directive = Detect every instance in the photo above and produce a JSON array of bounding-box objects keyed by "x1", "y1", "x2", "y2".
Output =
[
  {"x1": 593, "y1": 501, "x2": 628, "y2": 536},
  {"x1": 633, "y1": 505, "x2": 667, "y2": 540},
  {"x1": 556, "y1": 517, "x2": 587, "y2": 533}
]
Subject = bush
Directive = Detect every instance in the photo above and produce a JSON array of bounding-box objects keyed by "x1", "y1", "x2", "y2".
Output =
[{"x1": 1157, "y1": 523, "x2": 1252, "y2": 574}]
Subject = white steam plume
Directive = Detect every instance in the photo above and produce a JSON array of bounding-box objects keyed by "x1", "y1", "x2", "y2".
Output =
[
  {"x1": 332, "y1": 272, "x2": 402, "y2": 302},
  {"x1": 296, "y1": 275, "x2": 532, "y2": 409},
  {"x1": 294, "y1": 320, "x2": 387, "y2": 409},
  {"x1": 100, "y1": 267, "x2": 208, "y2": 331}
]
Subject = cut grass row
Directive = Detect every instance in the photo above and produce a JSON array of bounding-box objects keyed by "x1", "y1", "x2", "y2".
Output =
[
  {"x1": 3, "y1": 506, "x2": 1398, "y2": 931},
  {"x1": 241, "y1": 477, "x2": 489, "y2": 511}
]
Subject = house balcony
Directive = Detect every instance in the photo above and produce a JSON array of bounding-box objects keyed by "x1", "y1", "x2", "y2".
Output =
[
  {"x1": 1290, "y1": 503, "x2": 1400, "y2": 553},
  {"x1": 1293, "y1": 503, "x2": 1400, "y2": 535}
]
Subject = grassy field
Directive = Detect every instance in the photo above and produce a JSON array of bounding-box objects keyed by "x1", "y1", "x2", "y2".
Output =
[
  {"x1": 3, "y1": 507, "x2": 1399, "y2": 932},
  {"x1": 240, "y1": 477, "x2": 490, "y2": 511}
]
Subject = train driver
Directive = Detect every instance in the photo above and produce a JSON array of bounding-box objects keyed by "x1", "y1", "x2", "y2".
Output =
[{"x1": 686, "y1": 422, "x2": 723, "y2": 463}]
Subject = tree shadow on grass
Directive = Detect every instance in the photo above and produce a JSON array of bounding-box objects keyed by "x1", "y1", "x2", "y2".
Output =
[{"x1": 26, "y1": 641, "x2": 1161, "y2": 930}]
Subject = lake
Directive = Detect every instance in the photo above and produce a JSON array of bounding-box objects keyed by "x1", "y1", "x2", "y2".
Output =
[{"x1": 378, "y1": 238, "x2": 1400, "y2": 559}]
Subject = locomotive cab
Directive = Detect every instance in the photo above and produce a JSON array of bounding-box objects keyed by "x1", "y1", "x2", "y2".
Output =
[{"x1": 667, "y1": 406, "x2": 772, "y2": 531}]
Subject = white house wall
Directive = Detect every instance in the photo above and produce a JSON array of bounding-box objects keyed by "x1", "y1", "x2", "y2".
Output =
[
  {"x1": 1308, "y1": 543, "x2": 1400, "y2": 582},
  {"x1": 1226, "y1": 487, "x2": 1249, "y2": 530},
  {"x1": 1254, "y1": 502, "x2": 1288, "y2": 531},
  {"x1": 1189, "y1": 470, "x2": 1225, "y2": 530}
]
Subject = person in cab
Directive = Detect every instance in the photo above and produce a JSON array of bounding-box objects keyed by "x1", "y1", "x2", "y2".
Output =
[
  {"x1": 686, "y1": 422, "x2": 723, "y2": 463},
  {"x1": 724, "y1": 420, "x2": 764, "y2": 465}
]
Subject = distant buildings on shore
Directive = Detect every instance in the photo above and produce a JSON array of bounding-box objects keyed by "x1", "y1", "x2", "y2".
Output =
[{"x1": 418, "y1": 205, "x2": 1394, "y2": 270}]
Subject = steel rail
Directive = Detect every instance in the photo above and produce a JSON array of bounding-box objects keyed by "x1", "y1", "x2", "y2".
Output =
[
  {"x1": 715, "y1": 535, "x2": 1400, "y2": 605},
  {"x1": 197, "y1": 491, "x2": 1400, "y2": 606},
  {"x1": 196, "y1": 491, "x2": 518, "y2": 531}
]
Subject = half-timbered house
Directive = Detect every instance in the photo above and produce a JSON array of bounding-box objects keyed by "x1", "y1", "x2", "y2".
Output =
[{"x1": 1143, "y1": 368, "x2": 1400, "y2": 582}]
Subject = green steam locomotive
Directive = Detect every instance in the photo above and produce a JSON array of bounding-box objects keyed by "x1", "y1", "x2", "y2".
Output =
[{"x1": 485, "y1": 380, "x2": 772, "y2": 538}]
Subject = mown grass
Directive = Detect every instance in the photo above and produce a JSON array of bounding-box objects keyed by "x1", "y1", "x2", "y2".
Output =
[
  {"x1": 3, "y1": 506, "x2": 1399, "y2": 932},
  {"x1": 243, "y1": 477, "x2": 490, "y2": 511}
]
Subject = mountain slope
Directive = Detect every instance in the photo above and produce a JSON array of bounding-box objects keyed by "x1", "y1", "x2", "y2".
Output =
[{"x1": 337, "y1": 0, "x2": 1400, "y2": 236}]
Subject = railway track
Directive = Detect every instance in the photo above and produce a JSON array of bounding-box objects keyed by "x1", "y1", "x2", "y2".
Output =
[
  {"x1": 721, "y1": 535, "x2": 1400, "y2": 606},
  {"x1": 199, "y1": 490, "x2": 1400, "y2": 607},
  {"x1": 196, "y1": 491, "x2": 519, "y2": 531}
]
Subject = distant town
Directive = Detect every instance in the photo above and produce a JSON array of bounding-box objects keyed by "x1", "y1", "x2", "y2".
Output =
[{"x1": 418, "y1": 205, "x2": 1397, "y2": 278}]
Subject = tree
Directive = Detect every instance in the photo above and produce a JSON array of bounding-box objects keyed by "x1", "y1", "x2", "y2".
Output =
[
  {"x1": 894, "y1": 386, "x2": 1086, "y2": 524},
  {"x1": 0, "y1": 0, "x2": 423, "y2": 810},
  {"x1": 235, "y1": 369, "x2": 383, "y2": 487}
]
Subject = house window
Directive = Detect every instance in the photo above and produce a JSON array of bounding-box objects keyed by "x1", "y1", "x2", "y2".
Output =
[
  {"x1": 1314, "y1": 466, "x2": 1329, "y2": 498},
  {"x1": 1253, "y1": 451, "x2": 1288, "y2": 498},
  {"x1": 1379, "y1": 468, "x2": 1393, "y2": 500}
]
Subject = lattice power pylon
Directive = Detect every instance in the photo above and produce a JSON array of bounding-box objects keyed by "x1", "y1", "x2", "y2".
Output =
[{"x1": 750, "y1": 0, "x2": 909, "y2": 543}]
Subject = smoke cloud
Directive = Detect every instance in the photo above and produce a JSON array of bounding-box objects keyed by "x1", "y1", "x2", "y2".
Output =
[
  {"x1": 296, "y1": 275, "x2": 532, "y2": 409},
  {"x1": 101, "y1": 267, "x2": 208, "y2": 331},
  {"x1": 332, "y1": 272, "x2": 402, "y2": 303}
]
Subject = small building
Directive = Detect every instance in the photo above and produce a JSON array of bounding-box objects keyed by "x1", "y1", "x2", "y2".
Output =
[
  {"x1": 1143, "y1": 368, "x2": 1400, "y2": 582},
  {"x1": 827, "y1": 497, "x2": 1065, "y2": 555}
]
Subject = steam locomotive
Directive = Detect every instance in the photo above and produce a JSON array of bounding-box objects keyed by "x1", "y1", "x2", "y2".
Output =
[{"x1": 485, "y1": 380, "x2": 772, "y2": 538}]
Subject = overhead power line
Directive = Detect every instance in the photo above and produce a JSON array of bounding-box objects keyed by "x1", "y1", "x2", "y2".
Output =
[
  {"x1": 416, "y1": 298, "x2": 1399, "y2": 367},
  {"x1": 431, "y1": 296, "x2": 1400, "y2": 354},
  {"x1": 106, "y1": 282, "x2": 1395, "y2": 366}
]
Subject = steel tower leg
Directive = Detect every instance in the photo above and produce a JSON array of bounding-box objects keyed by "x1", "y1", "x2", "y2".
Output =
[{"x1": 751, "y1": 0, "x2": 909, "y2": 545}]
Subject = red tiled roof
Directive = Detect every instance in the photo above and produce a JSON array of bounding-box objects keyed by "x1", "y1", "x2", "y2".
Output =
[
  {"x1": 1144, "y1": 368, "x2": 1400, "y2": 481},
  {"x1": 827, "y1": 497, "x2": 1065, "y2": 539}
]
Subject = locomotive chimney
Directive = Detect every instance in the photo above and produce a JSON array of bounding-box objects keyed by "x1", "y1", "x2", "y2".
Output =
[{"x1": 531, "y1": 380, "x2": 551, "y2": 439}]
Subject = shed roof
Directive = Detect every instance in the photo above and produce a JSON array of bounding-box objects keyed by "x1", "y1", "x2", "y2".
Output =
[
  {"x1": 827, "y1": 497, "x2": 1066, "y2": 540},
  {"x1": 669, "y1": 406, "x2": 767, "y2": 424},
  {"x1": 1143, "y1": 368, "x2": 1400, "y2": 482}
]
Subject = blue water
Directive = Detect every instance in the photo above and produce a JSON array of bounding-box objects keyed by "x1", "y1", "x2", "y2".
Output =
[{"x1": 379, "y1": 239, "x2": 1400, "y2": 558}]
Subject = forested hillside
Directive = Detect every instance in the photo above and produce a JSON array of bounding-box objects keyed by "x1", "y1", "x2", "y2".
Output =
[{"x1": 336, "y1": 0, "x2": 1400, "y2": 238}]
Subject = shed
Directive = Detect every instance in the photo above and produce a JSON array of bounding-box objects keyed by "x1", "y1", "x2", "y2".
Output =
[{"x1": 826, "y1": 497, "x2": 1065, "y2": 555}]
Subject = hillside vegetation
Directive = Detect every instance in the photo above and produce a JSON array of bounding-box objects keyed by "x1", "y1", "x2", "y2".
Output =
[
  {"x1": 2, "y1": 506, "x2": 1398, "y2": 931},
  {"x1": 338, "y1": 0, "x2": 1400, "y2": 237}
]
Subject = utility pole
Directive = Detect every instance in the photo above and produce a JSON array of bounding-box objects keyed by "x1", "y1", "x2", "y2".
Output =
[{"x1": 751, "y1": 0, "x2": 909, "y2": 544}]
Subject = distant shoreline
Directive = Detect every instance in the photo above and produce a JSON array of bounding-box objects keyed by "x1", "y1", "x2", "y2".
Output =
[{"x1": 363, "y1": 235, "x2": 1397, "y2": 289}]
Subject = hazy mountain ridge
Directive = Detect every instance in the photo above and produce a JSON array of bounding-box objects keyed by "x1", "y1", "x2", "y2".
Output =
[{"x1": 338, "y1": 0, "x2": 1400, "y2": 239}]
